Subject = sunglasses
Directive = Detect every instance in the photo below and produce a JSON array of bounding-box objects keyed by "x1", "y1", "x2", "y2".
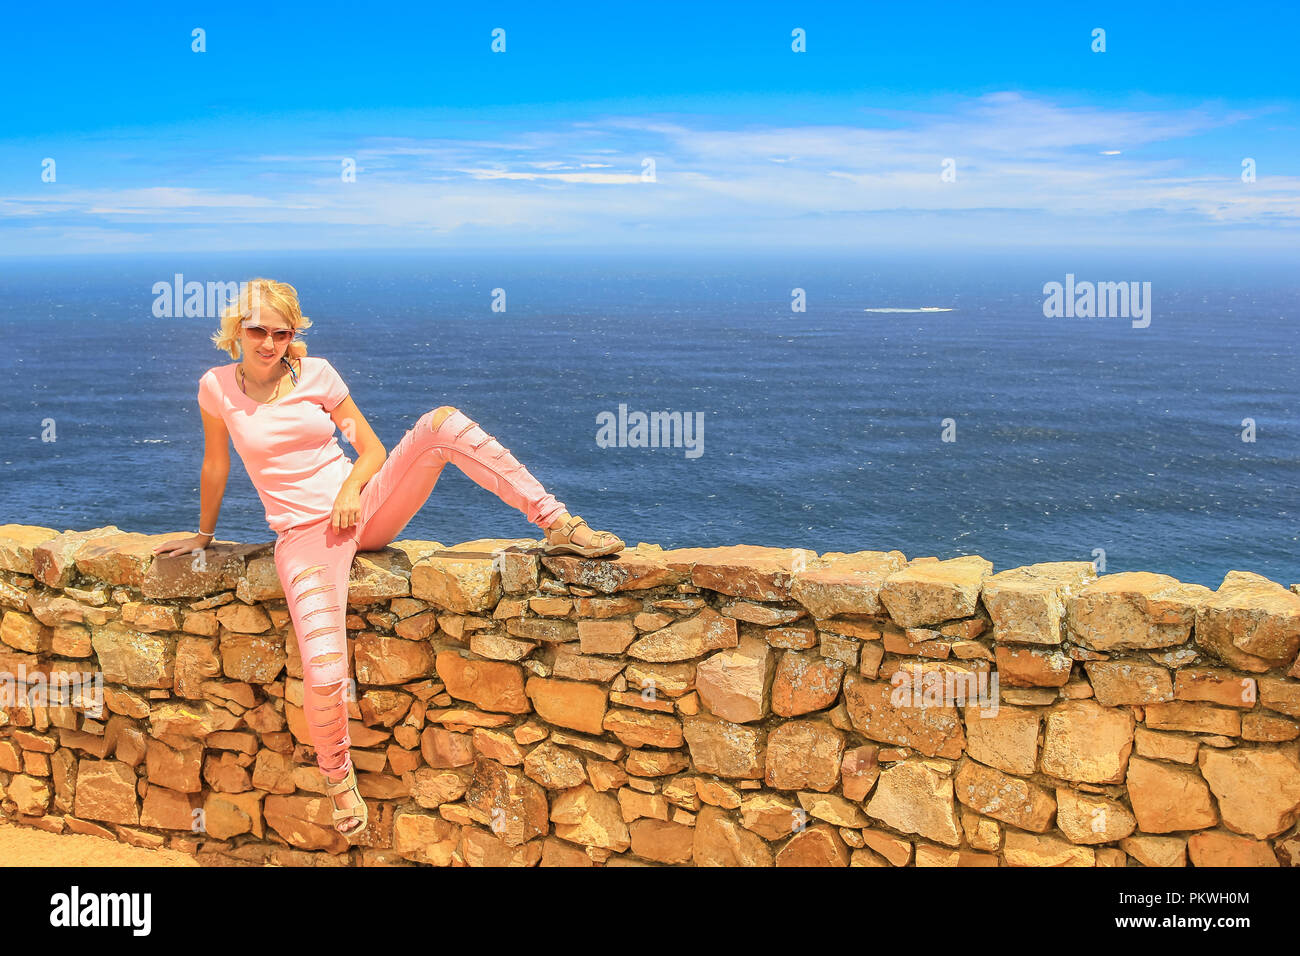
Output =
[{"x1": 242, "y1": 320, "x2": 296, "y2": 344}]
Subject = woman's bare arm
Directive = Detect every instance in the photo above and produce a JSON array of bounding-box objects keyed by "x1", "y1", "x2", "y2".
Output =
[
  {"x1": 328, "y1": 395, "x2": 386, "y2": 532},
  {"x1": 331, "y1": 395, "x2": 386, "y2": 490},
  {"x1": 198, "y1": 407, "x2": 231, "y2": 533},
  {"x1": 154, "y1": 408, "x2": 230, "y2": 555}
]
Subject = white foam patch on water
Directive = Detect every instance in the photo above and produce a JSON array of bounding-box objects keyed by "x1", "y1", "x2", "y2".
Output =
[{"x1": 862, "y1": 307, "x2": 954, "y2": 313}]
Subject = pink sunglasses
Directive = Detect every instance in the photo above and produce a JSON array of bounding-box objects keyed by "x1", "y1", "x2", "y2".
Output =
[{"x1": 242, "y1": 319, "x2": 296, "y2": 344}]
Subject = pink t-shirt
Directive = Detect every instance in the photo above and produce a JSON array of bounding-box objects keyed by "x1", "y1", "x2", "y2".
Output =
[{"x1": 197, "y1": 356, "x2": 355, "y2": 535}]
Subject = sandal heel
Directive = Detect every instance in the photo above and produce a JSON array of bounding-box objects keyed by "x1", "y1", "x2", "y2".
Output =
[
  {"x1": 542, "y1": 515, "x2": 625, "y2": 558},
  {"x1": 323, "y1": 764, "x2": 369, "y2": 840}
]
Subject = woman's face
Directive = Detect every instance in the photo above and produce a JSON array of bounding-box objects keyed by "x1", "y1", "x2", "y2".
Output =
[{"x1": 240, "y1": 306, "x2": 295, "y2": 366}]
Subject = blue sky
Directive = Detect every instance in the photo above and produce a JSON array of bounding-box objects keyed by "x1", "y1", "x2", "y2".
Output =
[{"x1": 2, "y1": 1, "x2": 1297, "y2": 255}]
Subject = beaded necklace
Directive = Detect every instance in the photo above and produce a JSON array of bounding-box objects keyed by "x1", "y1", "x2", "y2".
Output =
[{"x1": 238, "y1": 355, "x2": 300, "y2": 404}]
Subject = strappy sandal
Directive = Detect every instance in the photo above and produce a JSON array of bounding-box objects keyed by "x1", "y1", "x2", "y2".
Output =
[
  {"x1": 323, "y1": 764, "x2": 368, "y2": 840},
  {"x1": 543, "y1": 514, "x2": 625, "y2": 558}
]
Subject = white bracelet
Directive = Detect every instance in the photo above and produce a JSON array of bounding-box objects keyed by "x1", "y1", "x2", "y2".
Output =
[{"x1": 197, "y1": 528, "x2": 215, "y2": 537}]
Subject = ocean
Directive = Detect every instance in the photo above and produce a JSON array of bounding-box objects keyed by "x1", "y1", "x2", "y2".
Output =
[{"x1": 1, "y1": 249, "x2": 1296, "y2": 590}]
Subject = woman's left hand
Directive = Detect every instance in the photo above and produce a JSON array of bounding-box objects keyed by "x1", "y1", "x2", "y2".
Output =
[{"x1": 332, "y1": 483, "x2": 361, "y2": 533}]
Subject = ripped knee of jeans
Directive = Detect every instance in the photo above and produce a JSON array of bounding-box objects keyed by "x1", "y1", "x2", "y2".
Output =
[{"x1": 428, "y1": 405, "x2": 457, "y2": 431}]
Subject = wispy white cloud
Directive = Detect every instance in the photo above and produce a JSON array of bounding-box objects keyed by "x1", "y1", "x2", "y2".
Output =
[
  {"x1": 4, "y1": 92, "x2": 1296, "y2": 252},
  {"x1": 455, "y1": 167, "x2": 643, "y2": 183}
]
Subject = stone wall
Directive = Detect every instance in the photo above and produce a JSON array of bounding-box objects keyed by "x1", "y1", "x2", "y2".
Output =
[{"x1": 0, "y1": 522, "x2": 1297, "y2": 867}]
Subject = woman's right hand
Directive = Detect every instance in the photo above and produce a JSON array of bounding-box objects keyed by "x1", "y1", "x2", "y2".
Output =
[{"x1": 152, "y1": 534, "x2": 213, "y2": 556}]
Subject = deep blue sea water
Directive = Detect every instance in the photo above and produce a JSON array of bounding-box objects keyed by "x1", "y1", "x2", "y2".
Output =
[{"x1": 0, "y1": 250, "x2": 1296, "y2": 590}]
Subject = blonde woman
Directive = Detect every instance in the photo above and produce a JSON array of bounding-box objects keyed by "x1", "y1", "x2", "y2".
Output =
[{"x1": 153, "y1": 278, "x2": 624, "y2": 841}]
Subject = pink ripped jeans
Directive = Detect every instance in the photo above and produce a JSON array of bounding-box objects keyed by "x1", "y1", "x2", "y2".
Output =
[{"x1": 272, "y1": 406, "x2": 567, "y2": 783}]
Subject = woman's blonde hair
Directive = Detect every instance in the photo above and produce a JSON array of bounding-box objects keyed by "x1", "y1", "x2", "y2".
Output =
[{"x1": 211, "y1": 278, "x2": 313, "y2": 360}]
